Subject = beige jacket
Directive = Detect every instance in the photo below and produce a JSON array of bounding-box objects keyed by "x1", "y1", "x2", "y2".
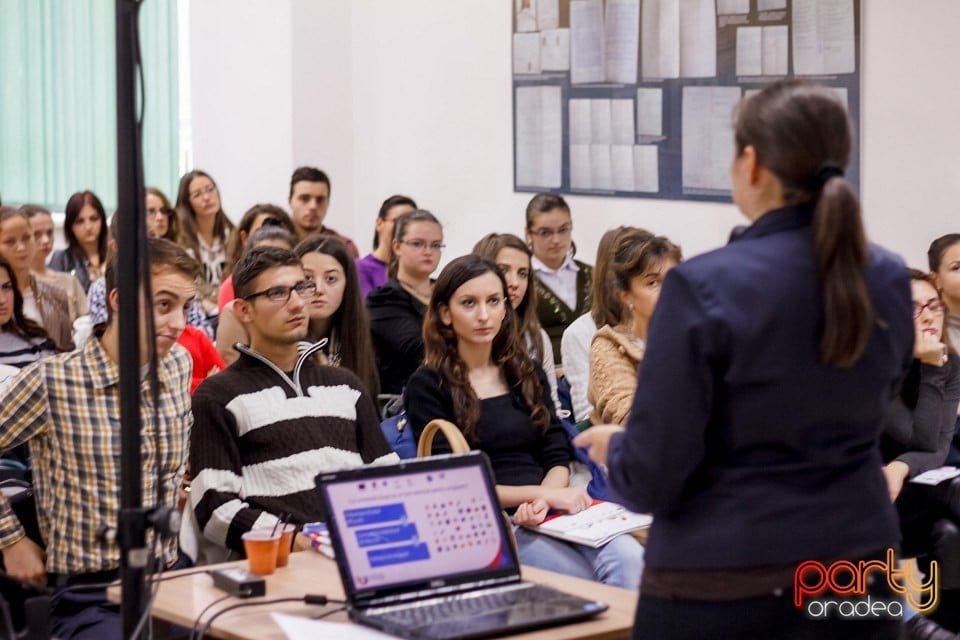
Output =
[{"x1": 588, "y1": 324, "x2": 644, "y2": 425}]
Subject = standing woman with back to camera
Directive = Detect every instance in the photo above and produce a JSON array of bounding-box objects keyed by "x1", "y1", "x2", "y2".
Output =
[{"x1": 576, "y1": 80, "x2": 914, "y2": 639}]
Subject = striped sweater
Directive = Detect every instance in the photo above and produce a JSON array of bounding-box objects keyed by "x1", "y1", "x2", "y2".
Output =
[{"x1": 189, "y1": 342, "x2": 397, "y2": 553}]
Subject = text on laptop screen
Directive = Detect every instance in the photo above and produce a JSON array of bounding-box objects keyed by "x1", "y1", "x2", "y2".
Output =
[{"x1": 323, "y1": 463, "x2": 515, "y2": 591}]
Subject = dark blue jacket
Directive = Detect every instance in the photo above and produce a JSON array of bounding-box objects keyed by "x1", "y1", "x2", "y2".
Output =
[{"x1": 608, "y1": 204, "x2": 914, "y2": 569}]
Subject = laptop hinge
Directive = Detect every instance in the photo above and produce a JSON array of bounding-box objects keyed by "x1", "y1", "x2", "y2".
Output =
[{"x1": 360, "y1": 575, "x2": 522, "y2": 609}]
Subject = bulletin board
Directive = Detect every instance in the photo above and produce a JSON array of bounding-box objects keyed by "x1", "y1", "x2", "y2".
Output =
[{"x1": 512, "y1": 0, "x2": 861, "y2": 202}]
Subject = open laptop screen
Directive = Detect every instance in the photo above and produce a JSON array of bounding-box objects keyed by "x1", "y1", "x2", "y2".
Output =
[{"x1": 317, "y1": 453, "x2": 520, "y2": 603}]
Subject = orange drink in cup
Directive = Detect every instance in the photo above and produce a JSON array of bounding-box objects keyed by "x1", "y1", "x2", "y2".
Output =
[
  {"x1": 276, "y1": 525, "x2": 296, "y2": 568},
  {"x1": 242, "y1": 530, "x2": 280, "y2": 575}
]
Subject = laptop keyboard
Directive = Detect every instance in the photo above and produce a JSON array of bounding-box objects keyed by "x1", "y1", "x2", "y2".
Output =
[{"x1": 368, "y1": 583, "x2": 592, "y2": 632}]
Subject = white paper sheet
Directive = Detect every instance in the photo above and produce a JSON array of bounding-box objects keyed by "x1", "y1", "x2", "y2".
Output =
[
  {"x1": 569, "y1": 99, "x2": 592, "y2": 145},
  {"x1": 590, "y1": 144, "x2": 613, "y2": 190},
  {"x1": 515, "y1": 86, "x2": 562, "y2": 188},
  {"x1": 513, "y1": 33, "x2": 542, "y2": 75},
  {"x1": 717, "y1": 0, "x2": 749, "y2": 15},
  {"x1": 911, "y1": 466, "x2": 960, "y2": 486},
  {"x1": 736, "y1": 26, "x2": 763, "y2": 76},
  {"x1": 590, "y1": 98, "x2": 612, "y2": 144},
  {"x1": 540, "y1": 28, "x2": 570, "y2": 71},
  {"x1": 272, "y1": 613, "x2": 400, "y2": 640},
  {"x1": 792, "y1": 0, "x2": 855, "y2": 75},
  {"x1": 641, "y1": 0, "x2": 680, "y2": 79},
  {"x1": 570, "y1": 0, "x2": 605, "y2": 84},
  {"x1": 761, "y1": 25, "x2": 788, "y2": 75},
  {"x1": 758, "y1": 0, "x2": 787, "y2": 9},
  {"x1": 611, "y1": 99, "x2": 635, "y2": 145},
  {"x1": 636, "y1": 88, "x2": 663, "y2": 137},
  {"x1": 604, "y1": 0, "x2": 640, "y2": 84},
  {"x1": 682, "y1": 86, "x2": 740, "y2": 191},
  {"x1": 570, "y1": 144, "x2": 592, "y2": 190},
  {"x1": 536, "y1": 0, "x2": 560, "y2": 30},
  {"x1": 633, "y1": 145, "x2": 659, "y2": 192},
  {"x1": 515, "y1": 0, "x2": 537, "y2": 32},
  {"x1": 679, "y1": 0, "x2": 717, "y2": 78},
  {"x1": 611, "y1": 145, "x2": 635, "y2": 191}
]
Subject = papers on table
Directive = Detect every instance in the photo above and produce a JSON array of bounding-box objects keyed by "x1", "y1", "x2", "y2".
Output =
[
  {"x1": 273, "y1": 613, "x2": 400, "y2": 640},
  {"x1": 910, "y1": 467, "x2": 960, "y2": 486},
  {"x1": 681, "y1": 86, "x2": 740, "y2": 192},
  {"x1": 792, "y1": 0, "x2": 855, "y2": 75},
  {"x1": 642, "y1": 0, "x2": 716, "y2": 79},
  {"x1": 515, "y1": 85, "x2": 562, "y2": 189}
]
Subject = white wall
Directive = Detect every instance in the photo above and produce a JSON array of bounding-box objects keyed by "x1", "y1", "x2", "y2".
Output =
[{"x1": 189, "y1": 0, "x2": 960, "y2": 268}]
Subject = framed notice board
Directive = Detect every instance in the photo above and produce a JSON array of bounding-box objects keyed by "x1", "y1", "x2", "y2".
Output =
[{"x1": 512, "y1": 0, "x2": 861, "y2": 202}]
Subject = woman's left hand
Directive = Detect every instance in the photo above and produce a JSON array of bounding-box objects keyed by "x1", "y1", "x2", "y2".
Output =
[
  {"x1": 573, "y1": 425, "x2": 624, "y2": 467},
  {"x1": 513, "y1": 499, "x2": 550, "y2": 526},
  {"x1": 882, "y1": 461, "x2": 910, "y2": 502}
]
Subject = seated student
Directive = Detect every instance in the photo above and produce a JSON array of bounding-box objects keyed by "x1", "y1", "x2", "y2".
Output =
[
  {"x1": 49, "y1": 191, "x2": 109, "y2": 294},
  {"x1": 295, "y1": 235, "x2": 380, "y2": 396},
  {"x1": 215, "y1": 224, "x2": 297, "y2": 365},
  {"x1": 887, "y1": 270, "x2": 960, "y2": 638},
  {"x1": 367, "y1": 210, "x2": 443, "y2": 394},
  {"x1": 929, "y1": 234, "x2": 960, "y2": 466},
  {"x1": 145, "y1": 186, "x2": 180, "y2": 242},
  {"x1": 561, "y1": 226, "x2": 630, "y2": 423},
  {"x1": 189, "y1": 247, "x2": 396, "y2": 559},
  {"x1": 0, "y1": 238, "x2": 197, "y2": 639},
  {"x1": 473, "y1": 232, "x2": 559, "y2": 411},
  {"x1": 357, "y1": 195, "x2": 417, "y2": 298},
  {"x1": 405, "y1": 255, "x2": 644, "y2": 589},
  {"x1": 589, "y1": 231, "x2": 680, "y2": 425},
  {"x1": 0, "y1": 255, "x2": 58, "y2": 370},
  {"x1": 23, "y1": 204, "x2": 89, "y2": 322},
  {"x1": 288, "y1": 166, "x2": 359, "y2": 256},
  {"x1": 0, "y1": 207, "x2": 73, "y2": 351}
]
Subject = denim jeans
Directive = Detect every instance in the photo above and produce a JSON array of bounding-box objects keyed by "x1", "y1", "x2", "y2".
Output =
[{"x1": 512, "y1": 527, "x2": 644, "y2": 590}]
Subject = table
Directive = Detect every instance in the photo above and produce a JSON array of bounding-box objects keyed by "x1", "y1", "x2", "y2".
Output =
[{"x1": 108, "y1": 551, "x2": 638, "y2": 639}]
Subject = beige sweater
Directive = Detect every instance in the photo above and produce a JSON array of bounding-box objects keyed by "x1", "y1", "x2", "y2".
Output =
[{"x1": 588, "y1": 324, "x2": 645, "y2": 425}]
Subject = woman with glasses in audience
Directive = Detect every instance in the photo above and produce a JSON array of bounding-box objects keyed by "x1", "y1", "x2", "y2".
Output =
[
  {"x1": 145, "y1": 187, "x2": 180, "y2": 242},
  {"x1": 589, "y1": 231, "x2": 681, "y2": 426},
  {"x1": 175, "y1": 170, "x2": 235, "y2": 321},
  {"x1": 525, "y1": 193, "x2": 592, "y2": 373},
  {"x1": 405, "y1": 254, "x2": 644, "y2": 588},
  {"x1": 357, "y1": 195, "x2": 417, "y2": 299},
  {"x1": 49, "y1": 191, "x2": 109, "y2": 294},
  {"x1": 218, "y1": 204, "x2": 296, "y2": 312},
  {"x1": 296, "y1": 236, "x2": 380, "y2": 397},
  {"x1": 367, "y1": 210, "x2": 443, "y2": 394}
]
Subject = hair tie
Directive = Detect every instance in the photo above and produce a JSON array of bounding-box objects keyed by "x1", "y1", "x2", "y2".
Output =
[{"x1": 815, "y1": 163, "x2": 844, "y2": 188}]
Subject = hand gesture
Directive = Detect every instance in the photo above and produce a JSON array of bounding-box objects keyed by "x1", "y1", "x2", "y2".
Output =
[
  {"x1": 543, "y1": 487, "x2": 592, "y2": 514},
  {"x1": 572, "y1": 425, "x2": 624, "y2": 467},
  {"x1": 513, "y1": 499, "x2": 550, "y2": 526},
  {"x1": 915, "y1": 326, "x2": 947, "y2": 367}
]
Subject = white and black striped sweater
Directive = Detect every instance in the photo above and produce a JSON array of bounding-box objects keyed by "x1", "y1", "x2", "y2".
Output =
[{"x1": 189, "y1": 342, "x2": 397, "y2": 553}]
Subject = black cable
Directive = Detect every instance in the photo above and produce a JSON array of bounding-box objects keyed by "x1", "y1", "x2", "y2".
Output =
[
  {"x1": 197, "y1": 595, "x2": 345, "y2": 639},
  {"x1": 189, "y1": 593, "x2": 233, "y2": 640},
  {"x1": 126, "y1": 582, "x2": 159, "y2": 640},
  {"x1": 312, "y1": 605, "x2": 347, "y2": 620}
]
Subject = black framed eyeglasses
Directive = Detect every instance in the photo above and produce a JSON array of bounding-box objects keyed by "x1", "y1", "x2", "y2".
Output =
[
  {"x1": 914, "y1": 300, "x2": 946, "y2": 318},
  {"x1": 243, "y1": 279, "x2": 317, "y2": 304}
]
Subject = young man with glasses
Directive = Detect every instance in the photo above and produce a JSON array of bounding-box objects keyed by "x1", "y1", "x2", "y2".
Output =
[{"x1": 187, "y1": 246, "x2": 396, "y2": 560}]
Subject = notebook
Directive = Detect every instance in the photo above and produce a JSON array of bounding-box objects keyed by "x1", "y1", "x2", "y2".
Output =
[{"x1": 315, "y1": 451, "x2": 609, "y2": 640}]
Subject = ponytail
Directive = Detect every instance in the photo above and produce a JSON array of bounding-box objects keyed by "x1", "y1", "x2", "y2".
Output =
[{"x1": 814, "y1": 173, "x2": 872, "y2": 367}]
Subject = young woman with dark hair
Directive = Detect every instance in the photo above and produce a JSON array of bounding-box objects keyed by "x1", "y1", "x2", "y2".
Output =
[
  {"x1": 357, "y1": 195, "x2": 417, "y2": 298},
  {"x1": 405, "y1": 254, "x2": 644, "y2": 589},
  {"x1": 218, "y1": 203, "x2": 296, "y2": 311},
  {"x1": 0, "y1": 256, "x2": 57, "y2": 374},
  {"x1": 296, "y1": 235, "x2": 380, "y2": 397},
  {"x1": 22, "y1": 204, "x2": 88, "y2": 322},
  {"x1": 367, "y1": 209, "x2": 443, "y2": 394},
  {"x1": 49, "y1": 191, "x2": 109, "y2": 293},
  {"x1": 145, "y1": 187, "x2": 180, "y2": 242},
  {"x1": 576, "y1": 80, "x2": 914, "y2": 639}
]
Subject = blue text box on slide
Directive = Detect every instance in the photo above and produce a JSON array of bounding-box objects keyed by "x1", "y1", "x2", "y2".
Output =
[
  {"x1": 345, "y1": 503, "x2": 407, "y2": 528},
  {"x1": 356, "y1": 524, "x2": 419, "y2": 548},
  {"x1": 367, "y1": 543, "x2": 431, "y2": 568}
]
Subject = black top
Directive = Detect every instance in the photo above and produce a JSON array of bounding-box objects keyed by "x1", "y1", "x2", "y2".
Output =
[
  {"x1": 404, "y1": 366, "x2": 571, "y2": 487},
  {"x1": 609, "y1": 203, "x2": 914, "y2": 570},
  {"x1": 367, "y1": 279, "x2": 426, "y2": 394}
]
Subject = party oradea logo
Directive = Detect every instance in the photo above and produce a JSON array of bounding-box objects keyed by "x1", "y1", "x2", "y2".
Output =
[{"x1": 794, "y1": 549, "x2": 938, "y2": 619}]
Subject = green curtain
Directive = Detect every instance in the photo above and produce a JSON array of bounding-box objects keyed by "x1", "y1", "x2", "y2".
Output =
[{"x1": 0, "y1": 0, "x2": 179, "y2": 212}]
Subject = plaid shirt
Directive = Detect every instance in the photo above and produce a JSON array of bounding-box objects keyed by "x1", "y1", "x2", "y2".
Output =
[{"x1": 0, "y1": 337, "x2": 193, "y2": 574}]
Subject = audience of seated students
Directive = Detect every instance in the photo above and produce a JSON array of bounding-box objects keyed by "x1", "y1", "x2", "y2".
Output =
[
  {"x1": 295, "y1": 235, "x2": 380, "y2": 396},
  {"x1": 357, "y1": 194, "x2": 417, "y2": 298},
  {"x1": 0, "y1": 238, "x2": 198, "y2": 638},
  {"x1": 473, "y1": 232, "x2": 560, "y2": 411},
  {"x1": 216, "y1": 225, "x2": 297, "y2": 365},
  {"x1": 930, "y1": 234, "x2": 960, "y2": 466},
  {"x1": 589, "y1": 231, "x2": 680, "y2": 425},
  {"x1": 218, "y1": 203, "x2": 296, "y2": 311},
  {"x1": 287, "y1": 166, "x2": 358, "y2": 256},
  {"x1": 48, "y1": 191, "x2": 109, "y2": 295},
  {"x1": 885, "y1": 270, "x2": 960, "y2": 638},
  {"x1": 561, "y1": 226, "x2": 629, "y2": 423},
  {"x1": 145, "y1": 186, "x2": 180, "y2": 242},
  {"x1": 22, "y1": 204, "x2": 88, "y2": 322},
  {"x1": 0, "y1": 255, "x2": 58, "y2": 374},
  {"x1": 187, "y1": 246, "x2": 396, "y2": 563},
  {"x1": 525, "y1": 193, "x2": 592, "y2": 369},
  {"x1": 176, "y1": 169, "x2": 235, "y2": 320},
  {"x1": 0, "y1": 207, "x2": 73, "y2": 351},
  {"x1": 404, "y1": 255, "x2": 644, "y2": 588},
  {"x1": 367, "y1": 209, "x2": 444, "y2": 394}
]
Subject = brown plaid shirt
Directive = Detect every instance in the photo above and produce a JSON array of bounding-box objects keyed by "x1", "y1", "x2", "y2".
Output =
[{"x1": 0, "y1": 337, "x2": 192, "y2": 574}]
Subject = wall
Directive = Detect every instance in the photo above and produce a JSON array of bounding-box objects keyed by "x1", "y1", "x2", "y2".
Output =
[{"x1": 189, "y1": 0, "x2": 960, "y2": 268}]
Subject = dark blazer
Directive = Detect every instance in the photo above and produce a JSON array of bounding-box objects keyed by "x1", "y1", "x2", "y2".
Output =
[
  {"x1": 49, "y1": 249, "x2": 93, "y2": 294},
  {"x1": 607, "y1": 204, "x2": 914, "y2": 570},
  {"x1": 367, "y1": 279, "x2": 426, "y2": 395}
]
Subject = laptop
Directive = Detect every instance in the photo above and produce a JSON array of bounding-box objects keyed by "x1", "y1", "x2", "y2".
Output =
[{"x1": 315, "y1": 451, "x2": 609, "y2": 640}]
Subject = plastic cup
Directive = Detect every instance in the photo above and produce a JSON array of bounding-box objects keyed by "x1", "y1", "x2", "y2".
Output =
[
  {"x1": 276, "y1": 525, "x2": 296, "y2": 568},
  {"x1": 242, "y1": 530, "x2": 280, "y2": 576}
]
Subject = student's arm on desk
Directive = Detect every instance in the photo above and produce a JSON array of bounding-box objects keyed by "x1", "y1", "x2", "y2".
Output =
[{"x1": 0, "y1": 363, "x2": 53, "y2": 585}]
